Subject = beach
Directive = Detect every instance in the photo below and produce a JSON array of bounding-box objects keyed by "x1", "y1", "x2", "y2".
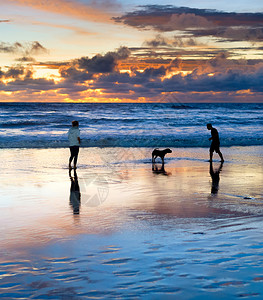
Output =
[{"x1": 0, "y1": 146, "x2": 263, "y2": 299}]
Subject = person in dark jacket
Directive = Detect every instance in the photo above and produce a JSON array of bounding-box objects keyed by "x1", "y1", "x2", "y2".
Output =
[{"x1": 207, "y1": 123, "x2": 224, "y2": 162}]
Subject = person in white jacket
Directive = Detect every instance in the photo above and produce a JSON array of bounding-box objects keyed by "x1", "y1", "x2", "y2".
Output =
[{"x1": 68, "y1": 120, "x2": 81, "y2": 169}]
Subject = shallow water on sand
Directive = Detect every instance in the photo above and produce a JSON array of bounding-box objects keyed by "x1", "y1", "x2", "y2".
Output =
[{"x1": 0, "y1": 147, "x2": 262, "y2": 299}]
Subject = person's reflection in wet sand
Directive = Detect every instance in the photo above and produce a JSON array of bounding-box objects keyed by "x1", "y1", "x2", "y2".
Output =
[
  {"x1": 152, "y1": 162, "x2": 171, "y2": 176},
  {"x1": 210, "y1": 161, "x2": 223, "y2": 194},
  {"x1": 69, "y1": 169, "x2": 81, "y2": 214}
]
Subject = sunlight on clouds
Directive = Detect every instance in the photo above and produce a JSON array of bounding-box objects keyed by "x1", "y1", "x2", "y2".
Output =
[
  {"x1": 33, "y1": 66, "x2": 61, "y2": 82},
  {"x1": 236, "y1": 89, "x2": 252, "y2": 94},
  {"x1": 4, "y1": 0, "x2": 115, "y2": 23},
  {"x1": 163, "y1": 70, "x2": 192, "y2": 79},
  {"x1": 0, "y1": 2, "x2": 263, "y2": 102}
]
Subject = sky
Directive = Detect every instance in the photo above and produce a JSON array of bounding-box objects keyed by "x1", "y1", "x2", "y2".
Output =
[{"x1": 0, "y1": 0, "x2": 263, "y2": 102}]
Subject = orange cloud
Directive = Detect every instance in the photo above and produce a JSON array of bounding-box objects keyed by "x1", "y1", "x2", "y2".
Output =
[
  {"x1": 5, "y1": 0, "x2": 116, "y2": 23},
  {"x1": 32, "y1": 20, "x2": 95, "y2": 35}
]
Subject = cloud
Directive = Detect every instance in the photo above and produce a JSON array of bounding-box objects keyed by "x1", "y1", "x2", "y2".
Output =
[
  {"x1": 75, "y1": 46, "x2": 131, "y2": 73},
  {"x1": 162, "y1": 68, "x2": 263, "y2": 93},
  {"x1": 161, "y1": 13, "x2": 213, "y2": 31},
  {"x1": 0, "y1": 67, "x2": 56, "y2": 92},
  {"x1": 220, "y1": 27, "x2": 263, "y2": 42},
  {"x1": 144, "y1": 34, "x2": 200, "y2": 48},
  {"x1": 0, "y1": 41, "x2": 48, "y2": 56},
  {"x1": 4, "y1": 77, "x2": 56, "y2": 92},
  {"x1": 5, "y1": 66, "x2": 25, "y2": 78},
  {"x1": 88, "y1": 0, "x2": 121, "y2": 11},
  {"x1": 29, "y1": 41, "x2": 48, "y2": 55},
  {"x1": 5, "y1": 0, "x2": 119, "y2": 23},
  {"x1": 57, "y1": 46, "x2": 131, "y2": 92},
  {"x1": 16, "y1": 56, "x2": 36, "y2": 62},
  {"x1": 2, "y1": 64, "x2": 263, "y2": 101},
  {"x1": 144, "y1": 35, "x2": 170, "y2": 47},
  {"x1": 59, "y1": 66, "x2": 93, "y2": 82},
  {"x1": 0, "y1": 41, "x2": 48, "y2": 65},
  {"x1": 0, "y1": 42, "x2": 23, "y2": 53},
  {"x1": 113, "y1": 5, "x2": 263, "y2": 42},
  {"x1": 0, "y1": 20, "x2": 10, "y2": 23},
  {"x1": 88, "y1": 66, "x2": 263, "y2": 99},
  {"x1": 1, "y1": 44, "x2": 263, "y2": 102},
  {"x1": 31, "y1": 21, "x2": 94, "y2": 35}
]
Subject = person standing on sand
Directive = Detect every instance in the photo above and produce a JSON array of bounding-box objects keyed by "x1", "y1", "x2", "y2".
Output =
[
  {"x1": 68, "y1": 120, "x2": 80, "y2": 169},
  {"x1": 207, "y1": 123, "x2": 224, "y2": 162}
]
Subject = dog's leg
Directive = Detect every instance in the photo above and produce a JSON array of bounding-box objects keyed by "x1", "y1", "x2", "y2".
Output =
[{"x1": 152, "y1": 154, "x2": 155, "y2": 163}]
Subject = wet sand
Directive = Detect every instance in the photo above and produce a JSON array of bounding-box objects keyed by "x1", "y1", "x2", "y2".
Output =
[{"x1": 0, "y1": 146, "x2": 262, "y2": 299}]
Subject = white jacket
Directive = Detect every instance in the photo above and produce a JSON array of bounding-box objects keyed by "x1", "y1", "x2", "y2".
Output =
[{"x1": 68, "y1": 127, "x2": 80, "y2": 146}]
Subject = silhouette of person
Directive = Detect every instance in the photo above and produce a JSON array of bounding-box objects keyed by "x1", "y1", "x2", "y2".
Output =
[
  {"x1": 69, "y1": 169, "x2": 81, "y2": 214},
  {"x1": 68, "y1": 120, "x2": 81, "y2": 169},
  {"x1": 209, "y1": 161, "x2": 223, "y2": 194},
  {"x1": 207, "y1": 123, "x2": 224, "y2": 162}
]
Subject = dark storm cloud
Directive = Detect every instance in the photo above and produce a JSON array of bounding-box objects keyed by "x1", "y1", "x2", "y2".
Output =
[
  {"x1": 2, "y1": 62, "x2": 263, "y2": 99},
  {"x1": 81, "y1": 59, "x2": 263, "y2": 98},
  {"x1": 2, "y1": 78, "x2": 55, "y2": 92},
  {"x1": 59, "y1": 66, "x2": 93, "y2": 82},
  {"x1": 113, "y1": 5, "x2": 263, "y2": 42},
  {"x1": 189, "y1": 27, "x2": 263, "y2": 42},
  {"x1": 5, "y1": 67, "x2": 25, "y2": 78},
  {"x1": 162, "y1": 68, "x2": 263, "y2": 93},
  {"x1": 0, "y1": 47, "x2": 132, "y2": 97},
  {"x1": 58, "y1": 46, "x2": 131, "y2": 85},
  {"x1": 0, "y1": 66, "x2": 55, "y2": 92},
  {"x1": 76, "y1": 46, "x2": 130, "y2": 73}
]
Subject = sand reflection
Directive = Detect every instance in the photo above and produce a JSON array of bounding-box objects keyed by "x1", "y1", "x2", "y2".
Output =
[
  {"x1": 0, "y1": 147, "x2": 262, "y2": 252},
  {"x1": 69, "y1": 169, "x2": 81, "y2": 215},
  {"x1": 209, "y1": 161, "x2": 223, "y2": 194}
]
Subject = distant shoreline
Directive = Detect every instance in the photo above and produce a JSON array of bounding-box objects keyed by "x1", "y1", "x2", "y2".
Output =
[{"x1": 1, "y1": 102, "x2": 263, "y2": 104}]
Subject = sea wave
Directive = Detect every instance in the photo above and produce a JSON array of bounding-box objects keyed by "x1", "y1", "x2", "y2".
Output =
[{"x1": 0, "y1": 102, "x2": 262, "y2": 149}]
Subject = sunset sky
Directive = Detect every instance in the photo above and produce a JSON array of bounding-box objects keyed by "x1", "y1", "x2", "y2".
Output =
[{"x1": 1, "y1": 0, "x2": 263, "y2": 102}]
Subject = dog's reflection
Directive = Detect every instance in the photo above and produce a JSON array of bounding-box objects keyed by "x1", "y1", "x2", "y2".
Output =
[
  {"x1": 69, "y1": 169, "x2": 81, "y2": 214},
  {"x1": 152, "y1": 163, "x2": 171, "y2": 176},
  {"x1": 210, "y1": 161, "x2": 223, "y2": 194}
]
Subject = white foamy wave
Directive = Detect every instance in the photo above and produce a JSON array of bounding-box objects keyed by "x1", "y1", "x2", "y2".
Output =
[{"x1": 0, "y1": 102, "x2": 262, "y2": 148}]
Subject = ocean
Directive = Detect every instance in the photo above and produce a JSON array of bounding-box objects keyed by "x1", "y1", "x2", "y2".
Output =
[
  {"x1": 1, "y1": 103, "x2": 263, "y2": 299},
  {"x1": 0, "y1": 102, "x2": 262, "y2": 148}
]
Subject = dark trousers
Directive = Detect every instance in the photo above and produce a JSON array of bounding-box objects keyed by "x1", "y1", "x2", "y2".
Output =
[{"x1": 69, "y1": 146, "x2": 79, "y2": 166}]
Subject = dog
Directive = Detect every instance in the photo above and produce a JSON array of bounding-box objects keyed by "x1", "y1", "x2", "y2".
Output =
[{"x1": 152, "y1": 148, "x2": 172, "y2": 164}]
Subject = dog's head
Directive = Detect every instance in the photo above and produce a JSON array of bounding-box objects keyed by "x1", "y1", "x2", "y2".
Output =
[{"x1": 165, "y1": 148, "x2": 172, "y2": 154}]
